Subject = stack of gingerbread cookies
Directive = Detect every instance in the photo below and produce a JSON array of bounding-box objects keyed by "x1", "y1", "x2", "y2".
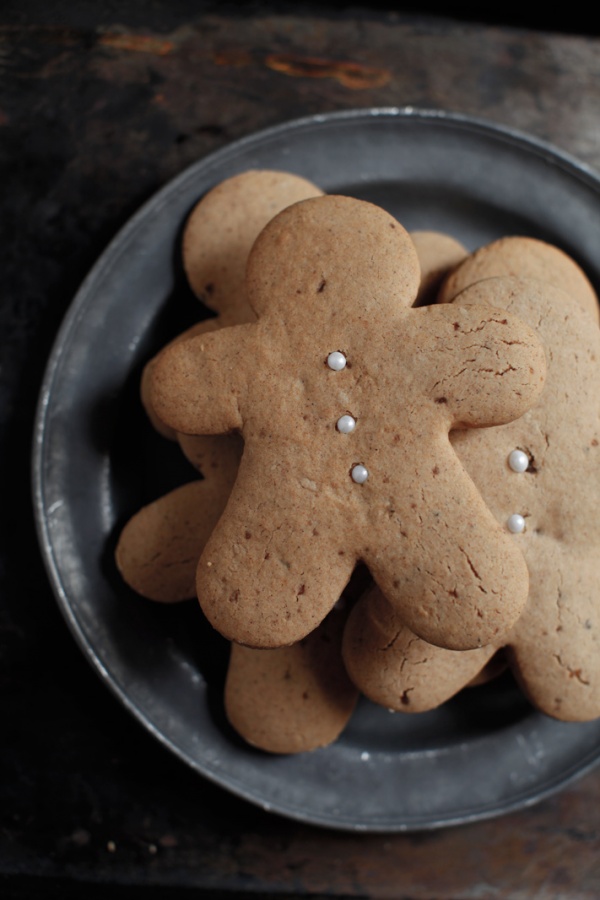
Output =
[{"x1": 115, "y1": 170, "x2": 600, "y2": 753}]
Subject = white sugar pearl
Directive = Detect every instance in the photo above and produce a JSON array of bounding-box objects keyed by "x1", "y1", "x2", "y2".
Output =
[
  {"x1": 351, "y1": 464, "x2": 369, "y2": 484},
  {"x1": 337, "y1": 415, "x2": 356, "y2": 434},
  {"x1": 507, "y1": 514, "x2": 525, "y2": 534},
  {"x1": 508, "y1": 449, "x2": 529, "y2": 473},
  {"x1": 327, "y1": 351, "x2": 346, "y2": 371}
]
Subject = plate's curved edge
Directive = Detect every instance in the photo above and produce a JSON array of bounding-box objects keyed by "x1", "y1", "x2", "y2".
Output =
[
  {"x1": 32, "y1": 103, "x2": 600, "y2": 502},
  {"x1": 31, "y1": 106, "x2": 600, "y2": 833},
  {"x1": 166, "y1": 734, "x2": 600, "y2": 834},
  {"x1": 31, "y1": 104, "x2": 600, "y2": 397},
  {"x1": 30, "y1": 105, "x2": 600, "y2": 451}
]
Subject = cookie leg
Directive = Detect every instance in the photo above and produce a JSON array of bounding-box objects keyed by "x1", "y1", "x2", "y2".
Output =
[
  {"x1": 508, "y1": 549, "x2": 600, "y2": 721},
  {"x1": 225, "y1": 606, "x2": 358, "y2": 753},
  {"x1": 342, "y1": 585, "x2": 495, "y2": 711},
  {"x1": 363, "y1": 450, "x2": 530, "y2": 650},
  {"x1": 197, "y1": 484, "x2": 356, "y2": 648}
]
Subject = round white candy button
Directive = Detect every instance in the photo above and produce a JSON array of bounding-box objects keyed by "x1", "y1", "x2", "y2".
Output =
[
  {"x1": 327, "y1": 351, "x2": 346, "y2": 371},
  {"x1": 337, "y1": 415, "x2": 356, "y2": 434},
  {"x1": 351, "y1": 464, "x2": 369, "y2": 484},
  {"x1": 507, "y1": 514, "x2": 525, "y2": 534},
  {"x1": 508, "y1": 449, "x2": 529, "y2": 473}
]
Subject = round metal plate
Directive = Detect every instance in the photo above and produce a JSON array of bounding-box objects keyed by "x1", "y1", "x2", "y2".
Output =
[{"x1": 32, "y1": 108, "x2": 600, "y2": 832}]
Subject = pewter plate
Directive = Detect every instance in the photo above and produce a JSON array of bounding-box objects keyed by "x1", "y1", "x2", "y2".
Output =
[{"x1": 33, "y1": 109, "x2": 600, "y2": 831}]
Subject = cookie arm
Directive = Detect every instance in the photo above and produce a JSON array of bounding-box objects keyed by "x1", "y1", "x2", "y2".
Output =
[
  {"x1": 141, "y1": 318, "x2": 223, "y2": 439},
  {"x1": 149, "y1": 324, "x2": 253, "y2": 435},
  {"x1": 415, "y1": 303, "x2": 546, "y2": 428}
]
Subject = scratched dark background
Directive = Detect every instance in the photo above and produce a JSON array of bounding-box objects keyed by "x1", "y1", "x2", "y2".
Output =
[{"x1": 3, "y1": 3, "x2": 600, "y2": 898}]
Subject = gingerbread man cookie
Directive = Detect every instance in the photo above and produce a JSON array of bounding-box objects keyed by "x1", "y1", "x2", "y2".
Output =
[
  {"x1": 150, "y1": 195, "x2": 546, "y2": 651},
  {"x1": 344, "y1": 272, "x2": 600, "y2": 721}
]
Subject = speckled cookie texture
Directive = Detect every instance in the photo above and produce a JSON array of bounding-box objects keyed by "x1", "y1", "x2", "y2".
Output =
[
  {"x1": 225, "y1": 605, "x2": 358, "y2": 754},
  {"x1": 141, "y1": 169, "x2": 323, "y2": 443},
  {"x1": 343, "y1": 272, "x2": 600, "y2": 722},
  {"x1": 439, "y1": 235, "x2": 599, "y2": 321},
  {"x1": 117, "y1": 170, "x2": 362, "y2": 753},
  {"x1": 150, "y1": 194, "x2": 547, "y2": 652},
  {"x1": 119, "y1": 169, "x2": 322, "y2": 598},
  {"x1": 183, "y1": 168, "x2": 325, "y2": 323}
]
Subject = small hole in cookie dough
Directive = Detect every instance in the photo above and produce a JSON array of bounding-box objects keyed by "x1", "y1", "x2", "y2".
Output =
[
  {"x1": 435, "y1": 397, "x2": 448, "y2": 404},
  {"x1": 400, "y1": 691, "x2": 411, "y2": 706},
  {"x1": 317, "y1": 279, "x2": 326, "y2": 293}
]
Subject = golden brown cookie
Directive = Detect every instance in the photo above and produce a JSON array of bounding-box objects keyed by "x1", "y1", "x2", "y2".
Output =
[
  {"x1": 150, "y1": 195, "x2": 546, "y2": 651},
  {"x1": 343, "y1": 276, "x2": 600, "y2": 721},
  {"x1": 118, "y1": 170, "x2": 361, "y2": 753},
  {"x1": 141, "y1": 320, "x2": 222, "y2": 440},
  {"x1": 121, "y1": 171, "x2": 323, "y2": 598},
  {"x1": 184, "y1": 169, "x2": 325, "y2": 325},
  {"x1": 118, "y1": 222, "x2": 454, "y2": 608},
  {"x1": 115, "y1": 434, "x2": 243, "y2": 603},
  {"x1": 142, "y1": 170, "x2": 323, "y2": 446},
  {"x1": 225, "y1": 606, "x2": 358, "y2": 754},
  {"x1": 438, "y1": 235, "x2": 599, "y2": 322}
]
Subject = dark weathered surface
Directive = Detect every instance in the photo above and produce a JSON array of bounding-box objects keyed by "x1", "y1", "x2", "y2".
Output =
[{"x1": 3, "y1": 4, "x2": 600, "y2": 898}]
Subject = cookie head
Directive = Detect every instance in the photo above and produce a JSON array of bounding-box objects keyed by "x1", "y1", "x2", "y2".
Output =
[
  {"x1": 245, "y1": 194, "x2": 421, "y2": 323},
  {"x1": 183, "y1": 169, "x2": 323, "y2": 324}
]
